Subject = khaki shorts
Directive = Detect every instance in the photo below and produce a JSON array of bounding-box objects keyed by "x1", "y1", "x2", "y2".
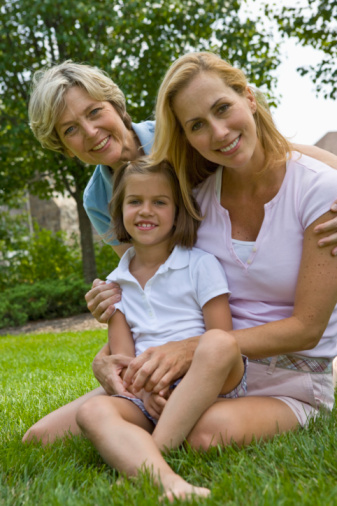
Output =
[{"x1": 247, "y1": 360, "x2": 334, "y2": 427}]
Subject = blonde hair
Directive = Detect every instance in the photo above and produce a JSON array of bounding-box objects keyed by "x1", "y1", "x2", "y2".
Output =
[
  {"x1": 110, "y1": 157, "x2": 201, "y2": 250},
  {"x1": 151, "y1": 51, "x2": 291, "y2": 218},
  {"x1": 28, "y1": 60, "x2": 132, "y2": 155}
]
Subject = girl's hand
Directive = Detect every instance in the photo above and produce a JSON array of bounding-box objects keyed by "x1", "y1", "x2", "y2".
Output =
[
  {"x1": 92, "y1": 344, "x2": 134, "y2": 396},
  {"x1": 141, "y1": 390, "x2": 168, "y2": 420},
  {"x1": 85, "y1": 279, "x2": 121, "y2": 323},
  {"x1": 123, "y1": 337, "x2": 198, "y2": 395},
  {"x1": 315, "y1": 200, "x2": 337, "y2": 256}
]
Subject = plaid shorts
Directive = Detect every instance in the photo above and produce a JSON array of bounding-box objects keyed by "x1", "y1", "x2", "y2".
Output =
[
  {"x1": 114, "y1": 355, "x2": 248, "y2": 425},
  {"x1": 250, "y1": 354, "x2": 332, "y2": 374}
]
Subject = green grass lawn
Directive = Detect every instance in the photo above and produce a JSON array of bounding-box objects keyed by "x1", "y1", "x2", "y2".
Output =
[{"x1": 1, "y1": 330, "x2": 337, "y2": 505}]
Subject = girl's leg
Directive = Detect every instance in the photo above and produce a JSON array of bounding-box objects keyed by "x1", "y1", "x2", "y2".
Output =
[
  {"x1": 153, "y1": 329, "x2": 244, "y2": 452},
  {"x1": 187, "y1": 396, "x2": 299, "y2": 450},
  {"x1": 22, "y1": 386, "x2": 107, "y2": 445},
  {"x1": 76, "y1": 395, "x2": 210, "y2": 501}
]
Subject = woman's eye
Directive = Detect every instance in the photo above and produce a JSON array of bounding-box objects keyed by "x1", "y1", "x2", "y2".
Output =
[
  {"x1": 90, "y1": 108, "x2": 101, "y2": 116},
  {"x1": 218, "y1": 104, "x2": 229, "y2": 114},
  {"x1": 191, "y1": 121, "x2": 203, "y2": 132},
  {"x1": 64, "y1": 126, "x2": 75, "y2": 136}
]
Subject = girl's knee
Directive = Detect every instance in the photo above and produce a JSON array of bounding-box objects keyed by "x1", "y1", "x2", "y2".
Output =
[
  {"x1": 195, "y1": 330, "x2": 240, "y2": 366},
  {"x1": 76, "y1": 395, "x2": 109, "y2": 431}
]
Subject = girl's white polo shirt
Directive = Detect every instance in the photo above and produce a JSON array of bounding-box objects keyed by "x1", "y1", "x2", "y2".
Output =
[{"x1": 106, "y1": 246, "x2": 230, "y2": 356}]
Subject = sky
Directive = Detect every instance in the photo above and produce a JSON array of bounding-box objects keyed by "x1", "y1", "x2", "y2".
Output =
[
  {"x1": 241, "y1": 0, "x2": 337, "y2": 146},
  {"x1": 272, "y1": 40, "x2": 337, "y2": 146}
]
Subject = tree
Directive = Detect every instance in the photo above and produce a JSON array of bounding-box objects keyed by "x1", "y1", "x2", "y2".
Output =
[
  {"x1": 267, "y1": 0, "x2": 337, "y2": 99},
  {"x1": 0, "y1": 0, "x2": 281, "y2": 282}
]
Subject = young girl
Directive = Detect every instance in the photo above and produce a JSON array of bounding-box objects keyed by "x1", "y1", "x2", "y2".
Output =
[{"x1": 76, "y1": 157, "x2": 247, "y2": 501}]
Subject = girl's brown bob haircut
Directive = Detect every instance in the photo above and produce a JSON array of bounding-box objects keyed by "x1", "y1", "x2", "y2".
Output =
[{"x1": 109, "y1": 157, "x2": 201, "y2": 250}]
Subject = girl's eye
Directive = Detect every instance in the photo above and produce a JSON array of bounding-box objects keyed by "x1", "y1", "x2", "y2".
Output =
[{"x1": 154, "y1": 200, "x2": 166, "y2": 206}]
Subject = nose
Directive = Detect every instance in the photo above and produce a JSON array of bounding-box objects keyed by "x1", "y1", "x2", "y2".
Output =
[
  {"x1": 139, "y1": 201, "x2": 153, "y2": 215},
  {"x1": 81, "y1": 120, "x2": 97, "y2": 138},
  {"x1": 211, "y1": 119, "x2": 229, "y2": 142}
]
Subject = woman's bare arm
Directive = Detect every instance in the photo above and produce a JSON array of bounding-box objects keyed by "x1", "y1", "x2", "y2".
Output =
[{"x1": 232, "y1": 211, "x2": 337, "y2": 358}]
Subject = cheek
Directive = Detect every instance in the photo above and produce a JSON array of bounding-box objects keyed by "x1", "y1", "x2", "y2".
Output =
[{"x1": 185, "y1": 132, "x2": 206, "y2": 153}]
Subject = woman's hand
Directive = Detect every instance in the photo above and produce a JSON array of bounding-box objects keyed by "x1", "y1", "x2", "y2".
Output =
[
  {"x1": 92, "y1": 343, "x2": 134, "y2": 396},
  {"x1": 85, "y1": 279, "x2": 121, "y2": 323},
  {"x1": 315, "y1": 200, "x2": 337, "y2": 256},
  {"x1": 123, "y1": 337, "x2": 199, "y2": 395}
]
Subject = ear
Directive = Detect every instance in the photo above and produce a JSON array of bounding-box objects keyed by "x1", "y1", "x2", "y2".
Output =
[{"x1": 246, "y1": 87, "x2": 257, "y2": 114}]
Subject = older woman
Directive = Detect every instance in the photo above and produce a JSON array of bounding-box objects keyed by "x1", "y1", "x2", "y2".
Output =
[{"x1": 23, "y1": 58, "x2": 337, "y2": 445}]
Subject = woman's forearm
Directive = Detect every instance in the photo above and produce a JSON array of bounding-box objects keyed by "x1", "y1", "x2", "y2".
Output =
[{"x1": 231, "y1": 315, "x2": 321, "y2": 359}]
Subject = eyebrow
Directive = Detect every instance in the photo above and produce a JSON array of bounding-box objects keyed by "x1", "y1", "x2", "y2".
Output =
[
  {"x1": 125, "y1": 194, "x2": 172, "y2": 199},
  {"x1": 58, "y1": 102, "x2": 99, "y2": 129},
  {"x1": 184, "y1": 97, "x2": 226, "y2": 126}
]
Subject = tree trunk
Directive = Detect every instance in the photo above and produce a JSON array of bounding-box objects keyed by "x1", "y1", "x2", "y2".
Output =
[{"x1": 75, "y1": 195, "x2": 97, "y2": 284}]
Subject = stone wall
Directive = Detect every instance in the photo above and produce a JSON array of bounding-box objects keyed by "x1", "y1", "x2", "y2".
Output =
[
  {"x1": 315, "y1": 131, "x2": 337, "y2": 155},
  {"x1": 29, "y1": 193, "x2": 80, "y2": 238}
]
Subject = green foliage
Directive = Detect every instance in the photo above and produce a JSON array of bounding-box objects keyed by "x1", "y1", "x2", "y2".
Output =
[
  {"x1": 0, "y1": 222, "x2": 83, "y2": 290},
  {"x1": 94, "y1": 241, "x2": 120, "y2": 280},
  {"x1": 0, "y1": 0, "x2": 282, "y2": 283},
  {"x1": 0, "y1": 0, "x2": 281, "y2": 202},
  {"x1": 266, "y1": 0, "x2": 337, "y2": 99},
  {"x1": 1, "y1": 329, "x2": 337, "y2": 504},
  {"x1": 15, "y1": 225, "x2": 82, "y2": 283},
  {"x1": 0, "y1": 276, "x2": 91, "y2": 328}
]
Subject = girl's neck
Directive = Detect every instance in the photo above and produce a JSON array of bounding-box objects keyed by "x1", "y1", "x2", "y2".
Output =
[{"x1": 129, "y1": 242, "x2": 172, "y2": 289}]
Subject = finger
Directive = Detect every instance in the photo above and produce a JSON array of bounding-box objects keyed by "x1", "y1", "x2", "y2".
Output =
[
  {"x1": 131, "y1": 362, "x2": 167, "y2": 392},
  {"x1": 146, "y1": 404, "x2": 160, "y2": 420},
  {"x1": 153, "y1": 395, "x2": 167, "y2": 410},
  {"x1": 140, "y1": 364, "x2": 172, "y2": 393},
  {"x1": 152, "y1": 371, "x2": 178, "y2": 394},
  {"x1": 87, "y1": 291, "x2": 121, "y2": 323},
  {"x1": 317, "y1": 232, "x2": 337, "y2": 249},
  {"x1": 123, "y1": 353, "x2": 157, "y2": 388},
  {"x1": 107, "y1": 369, "x2": 135, "y2": 397},
  {"x1": 314, "y1": 216, "x2": 337, "y2": 234},
  {"x1": 85, "y1": 280, "x2": 121, "y2": 302}
]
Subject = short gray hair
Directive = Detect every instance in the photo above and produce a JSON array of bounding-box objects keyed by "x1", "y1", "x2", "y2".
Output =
[{"x1": 28, "y1": 60, "x2": 131, "y2": 155}]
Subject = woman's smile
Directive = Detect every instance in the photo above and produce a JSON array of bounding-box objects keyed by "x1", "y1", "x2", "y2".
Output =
[
  {"x1": 55, "y1": 86, "x2": 138, "y2": 168},
  {"x1": 173, "y1": 71, "x2": 264, "y2": 172}
]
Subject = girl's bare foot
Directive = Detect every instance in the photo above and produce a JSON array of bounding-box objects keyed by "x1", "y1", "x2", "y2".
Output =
[{"x1": 160, "y1": 474, "x2": 210, "y2": 502}]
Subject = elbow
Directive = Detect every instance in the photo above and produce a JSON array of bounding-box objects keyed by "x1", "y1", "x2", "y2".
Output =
[{"x1": 296, "y1": 321, "x2": 326, "y2": 351}]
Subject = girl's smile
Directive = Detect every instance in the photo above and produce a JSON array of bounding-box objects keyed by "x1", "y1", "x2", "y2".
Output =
[{"x1": 122, "y1": 173, "x2": 176, "y2": 249}]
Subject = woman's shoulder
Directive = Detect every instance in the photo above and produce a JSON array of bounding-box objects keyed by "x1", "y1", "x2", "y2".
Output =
[
  {"x1": 290, "y1": 151, "x2": 337, "y2": 178},
  {"x1": 132, "y1": 120, "x2": 156, "y2": 155}
]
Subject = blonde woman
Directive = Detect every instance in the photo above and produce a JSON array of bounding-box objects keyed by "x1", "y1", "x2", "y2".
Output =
[{"x1": 138, "y1": 51, "x2": 337, "y2": 446}]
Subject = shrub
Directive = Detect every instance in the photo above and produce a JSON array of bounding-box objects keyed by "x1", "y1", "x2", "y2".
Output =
[
  {"x1": 94, "y1": 241, "x2": 120, "y2": 279},
  {"x1": 0, "y1": 276, "x2": 91, "y2": 328},
  {"x1": 0, "y1": 223, "x2": 83, "y2": 290}
]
